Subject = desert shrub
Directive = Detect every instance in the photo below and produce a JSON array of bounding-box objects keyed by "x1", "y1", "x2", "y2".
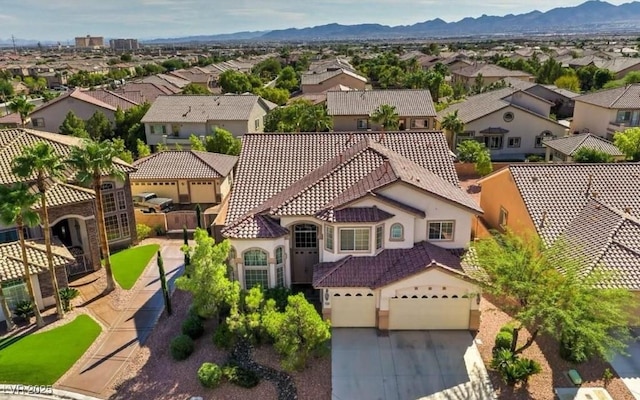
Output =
[
  {"x1": 59, "y1": 287, "x2": 80, "y2": 311},
  {"x1": 181, "y1": 314, "x2": 205, "y2": 339},
  {"x1": 559, "y1": 330, "x2": 591, "y2": 363},
  {"x1": 491, "y1": 348, "x2": 541, "y2": 385},
  {"x1": 494, "y1": 331, "x2": 513, "y2": 352},
  {"x1": 153, "y1": 224, "x2": 166, "y2": 236},
  {"x1": 197, "y1": 362, "x2": 223, "y2": 388},
  {"x1": 136, "y1": 223, "x2": 152, "y2": 241},
  {"x1": 213, "y1": 321, "x2": 236, "y2": 350},
  {"x1": 223, "y1": 362, "x2": 261, "y2": 388},
  {"x1": 500, "y1": 322, "x2": 517, "y2": 333},
  {"x1": 170, "y1": 334, "x2": 194, "y2": 361},
  {"x1": 13, "y1": 300, "x2": 34, "y2": 320}
]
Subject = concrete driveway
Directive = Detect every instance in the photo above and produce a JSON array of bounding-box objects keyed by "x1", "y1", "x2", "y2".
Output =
[
  {"x1": 611, "y1": 328, "x2": 640, "y2": 399},
  {"x1": 332, "y1": 329, "x2": 495, "y2": 400}
]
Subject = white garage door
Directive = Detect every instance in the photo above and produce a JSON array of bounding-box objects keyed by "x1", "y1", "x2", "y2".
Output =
[
  {"x1": 388, "y1": 295, "x2": 470, "y2": 330},
  {"x1": 330, "y1": 293, "x2": 376, "y2": 327}
]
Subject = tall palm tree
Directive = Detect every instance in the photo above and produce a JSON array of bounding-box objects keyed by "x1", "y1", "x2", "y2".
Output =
[
  {"x1": 303, "y1": 105, "x2": 332, "y2": 132},
  {"x1": 66, "y1": 140, "x2": 125, "y2": 292},
  {"x1": 440, "y1": 110, "x2": 465, "y2": 150},
  {"x1": 7, "y1": 96, "x2": 35, "y2": 127},
  {"x1": 12, "y1": 143, "x2": 67, "y2": 319},
  {"x1": 0, "y1": 183, "x2": 45, "y2": 327},
  {"x1": 370, "y1": 104, "x2": 400, "y2": 141}
]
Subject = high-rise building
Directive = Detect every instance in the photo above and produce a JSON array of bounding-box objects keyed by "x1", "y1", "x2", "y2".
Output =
[
  {"x1": 109, "y1": 38, "x2": 140, "y2": 51},
  {"x1": 75, "y1": 35, "x2": 104, "y2": 49}
]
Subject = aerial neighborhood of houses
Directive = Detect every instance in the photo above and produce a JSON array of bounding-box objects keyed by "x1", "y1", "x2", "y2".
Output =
[{"x1": 1, "y1": 30, "x2": 640, "y2": 400}]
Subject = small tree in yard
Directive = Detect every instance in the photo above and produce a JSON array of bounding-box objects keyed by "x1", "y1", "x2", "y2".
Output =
[
  {"x1": 182, "y1": 226, "x2": 189, "y2": 267},
  {"x1": 456, "y1": 140, "x2": 493, "y2": 177},
  {"x1": 157, "y1": 250, "x2": 172, "y2": 316},
  {"x1": 263, "y1": 293, "x2": 331, "y2": 371},
  {"x1": 175, "y1": 229, "x2": 239, "y2": 319},
  {"x1": 572, "y1": 147, "x2": 614, "y2": 163},
  {"x1": 614, "y1": 127, "x2": 640, "y2": 161},
  {"x1": 471, "y1": 231, "x2": 633, "y2": 363}
]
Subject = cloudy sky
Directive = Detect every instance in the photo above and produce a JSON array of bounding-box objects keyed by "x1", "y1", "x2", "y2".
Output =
[{"x1": 0, "y1": 0, "x2": 629, "y2": 41}]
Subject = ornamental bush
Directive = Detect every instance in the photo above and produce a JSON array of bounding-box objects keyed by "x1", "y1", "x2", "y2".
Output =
[
  {"x1": 181, "y1": 315, "x2": 205, "y2": 339},
  {"x1": 170, "y1": 334, "x2": 194, "y2": 361},
  {"x1": 223, "y1": 361, "x2": 261, "y2": 388},
  {"x1": 213, "y1": 321, "x2": 236, "y2": 350},
  {"x1": 494, "y1": 331, "x2": 513, "y2": 352},
  {"x1": 197, "y1": 362, "x2": 223, "y2": 388}
]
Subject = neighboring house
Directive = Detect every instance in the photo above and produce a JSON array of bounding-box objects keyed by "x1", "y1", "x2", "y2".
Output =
[
  {"x1": 82, "y1": 89, "x2": 139, "y2": 110},
  {"x1": 131, "y1": 150, "x2": 238, "y2": 207},
  {"x1": 478, "y1": 163, "x2": 640, "y2": 311},
  {"x1": 169, "y1": 68, "x2": 216, "y2": 90},
  {"x1": 140, "y1": 73, "x2": 191, "y2": 92},
  {"x1": 452, "y1": 64, "x2": 535, "y2": 89},
  {"x1": 504, "y1": 77, "x2": 579, "y2": 119},
  {"x1": 141, "y1": 94, "x2": 277, "y2": 148},
  {"x1": 437, "y1": 87, "x2": 568, "y2": 160},
  {"x1": 0, "y1": 128, "x2": 137, "y2": 320},
  {"x1": 570, "y1": 84, "x2": 640, "y2": 139},
  {"x1": 300, "y1": 69, "x2": 368, "y2": 94},
  {"x1": 0, "y1": 112, "x2": 20, "y2": 129},
  {"x1": 543, "y1": 133, "x2": 625, "y2": 162},
  {"x1": 113, "y1": 81, "x2": 179, "y2": 104},
  {"x1": 327, "y1": 89, "x2": 436, "y2": 131},
  {"x1": 26, "y1": 88, "x2": 119, "y2": 133},
  {"x1": 0, "y1": 241, "x2": 75, "y2": 323},
  {"x1": 566, "y1": 56, "x2": 640, "y2": 79},
  {"x1": 440, "y1": 56, "x2": 473, "y2": 73},
  {"x1": 219, "y1": 132, "x2": 483, "y2": 331}
]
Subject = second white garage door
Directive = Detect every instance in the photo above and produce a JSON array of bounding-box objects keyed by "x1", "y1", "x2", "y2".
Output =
[
  {"x1": 330, "y1": 293, "x2": 376, "y2": 327},
  {"x1": 388, "y1": 296, "x2": 470, "y2": 330}
]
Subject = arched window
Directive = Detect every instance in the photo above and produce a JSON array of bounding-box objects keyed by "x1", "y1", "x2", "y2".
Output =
[
  {"x1": 275, "y1": 246, "x2": 285, "y2": 287},
  {"x1": 390, "y1": 223, "x2": 404, "y2": 240},
  {"x1": 243, "y1": 249, "x2": 268, "y2": 289}
]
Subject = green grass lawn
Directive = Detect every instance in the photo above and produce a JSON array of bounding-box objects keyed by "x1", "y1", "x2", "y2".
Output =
[
  {"x1": 0, "y1": 314, "x2": 101, "y2": 385},
  {"x1": 110, "y1": 244, "x2": 160, "y2": 290}
]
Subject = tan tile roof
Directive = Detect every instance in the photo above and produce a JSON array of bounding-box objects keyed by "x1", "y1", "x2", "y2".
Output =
[
  {"x1": 454, "y1": 64, "x2": 533, "y2": 78},
  {"x1": 301, "y1": 69, "x2": 367, "y2": 86},
  {"x1": 0, "y1": 240, "x2": 74, "y2": 282},
  {"x1": 436, "y1": 87, "x2": 515, "y2": 123},
  {"x1": 543, "y1": 133, "x2": 623, "y2": 157},
  {"x1": 31, "y1": 181, "x2": 95, "y2": 209},
  {"x1": 327, "y1": 89, "x2": 436, "y2": 117},
  {"x1": 140, "y1": 94, "x2": 276, "y2": 123},
  {"x1": 83, "y1": 89, "x2": 139, "y2": 110},
  {"x1": 131, "y1": 150, "x2": 237, "y2": 179},
  {"x1": 31, "y1": 88, "x2": 117, "y2": 115},
  {"x1": 575, "y1": 84, "x2": 640, "y2": 109}
]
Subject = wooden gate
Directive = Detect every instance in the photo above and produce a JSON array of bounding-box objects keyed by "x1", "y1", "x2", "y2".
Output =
[{"x1": 166, "y1": 210, "x2": 198, "y2": 231}]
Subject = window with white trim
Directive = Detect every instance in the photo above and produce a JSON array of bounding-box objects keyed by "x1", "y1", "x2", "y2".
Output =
[
  {"x1": 535, "y1": 131, "x2": 554, "y2": 148},
  {"x1": 103, "y1": 192, "x2": 116, "y2": 213},
  {"x1": 1, "y1": 279, "x2": 29, "y2": 310},
  {"x1": 375, "y1": 225, "x2": 384, "y2": 250},
  {"x1": 339, "y1": 228, "x2": 370, "y2": 252},
  {"x1": 324, "y1": 225, "x2": 334, "y2": 252},
  {"x1": 32, "y1": 118, "x2": 45, "y2": 128},
  {"x1": 243, "y1": 249, "x2": 269, "y2": 289},
  {"x1": 484, "y1": 135, "x2": 503, "y2": 150},
  {"x1": 428, "y1": 221, "x2": 455, "y2": 241},
  {"x1": 507, "y1": 137, "x2": 521, "y2": 148},
  {"x1": 390, "y1": 223, "x2": 404, "y2": 241},
  {"x1": 411, "y1": 119, "x2": 428, "y2": 129},
  {"x1": 275, "y1": 247, "x2": 285, "y2": 287},
  {"x1": 150, "y1": 124, "x2": 166, "y2": 134}
]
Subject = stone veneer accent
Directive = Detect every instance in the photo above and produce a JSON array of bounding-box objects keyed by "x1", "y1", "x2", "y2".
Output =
[{"x1": 37, "y1": 266, "x2": 69, "y2": 298}]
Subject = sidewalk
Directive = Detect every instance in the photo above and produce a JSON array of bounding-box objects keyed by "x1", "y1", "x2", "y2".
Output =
[{"x1": 56, "y1": 239, "x2": 184, "y2": 399}]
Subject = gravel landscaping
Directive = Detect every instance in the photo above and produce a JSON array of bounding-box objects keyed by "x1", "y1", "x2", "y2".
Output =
[
  {"x1": 476, "y1": 295, "x2": 636, "y2": 400},
  {"x1": 109, "y1": 289, "x2": 331, "y2": 400}
]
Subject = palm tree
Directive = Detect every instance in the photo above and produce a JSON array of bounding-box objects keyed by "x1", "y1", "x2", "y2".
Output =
[
  {"x1": 370, "y1": 104, "x2": 400, "y2": 140},
  {"x1": 440, "y1": 110, "x2": 465, "y2": 150},
  {"x1": 7, "y1": 96, "x2": 35, "y2": 127},
  {"x1": 303, "y1": 106, "x2": 332, "y2": 132},
  {"x1": 66, "y1": 140, "x2": 125, "y2": 292},
  {"x1": 12, "y1": 143, "x2": 67, "y2": 319},
  {"x1": 0, "y1": 183, "x2": 45, "y2": 327}
]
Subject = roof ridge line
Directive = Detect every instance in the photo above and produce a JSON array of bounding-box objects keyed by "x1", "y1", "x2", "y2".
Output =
[
  {"x1": 610, "y1": 85, "x2": 631, "y2": 108},
  {"x1": 190, "y1": 150, "x2": 225, "y2": 176},
  {"x1": 315, "y1": 255, "x2": 353, "y2": 287}
]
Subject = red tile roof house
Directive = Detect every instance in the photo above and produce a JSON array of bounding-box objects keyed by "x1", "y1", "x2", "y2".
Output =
[{"x1": 219, "y1": 131, "x2": 484, "y2": 332}]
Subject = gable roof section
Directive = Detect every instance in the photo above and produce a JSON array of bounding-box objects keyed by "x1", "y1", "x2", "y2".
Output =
[
  {"x1": 436, "y1": 87, "x2": 515, "y2": 123},
  {"x1": 543, "y1": 133, "x2": 623, "y2": 157},
  {"x1": 327, "y1": 89, "x2": 436, "y2": 117},
  {"x1": 140, "y1": 94, "x2": 274, "y2": 123},
  {"x1": 508, "y1": 163, "x2": 640, "y2": 245},
  {"x1": 301, "y1": 68, "x2": 367, "y2": 86},
  {"x1": 575, "y1": 84, "x2": 640, "y2": 109},
  {"x1": 312, "y1": 241, "x2": 465, "y2": 288},
  {"x1": 132, "y1": 150, "x2": 238, "y2": 180},
  {"x1": 315, "y1": 207, "x2": 395, "y2": 223},
  {"x1": 83, "y1": 89, "x2": 139, "y2": 110},
  {"x1": 0, "y1": 240, "x2": 74, "y2": 282},
  {"x1": 454, "y1": 64, "x2": 533, "y2": 78},
  {"x1": 31, "y1": 88, "x2": 117, "y2": 115}
]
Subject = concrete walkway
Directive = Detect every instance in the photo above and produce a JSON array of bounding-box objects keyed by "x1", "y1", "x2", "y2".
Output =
[{"x1": 56, "y1": 240, "x2": 184, "y2": 399}]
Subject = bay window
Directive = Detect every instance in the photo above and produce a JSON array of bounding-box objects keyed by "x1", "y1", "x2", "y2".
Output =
[{"x1": 339, "y1": 228, "x2": 370, "y2": 252}]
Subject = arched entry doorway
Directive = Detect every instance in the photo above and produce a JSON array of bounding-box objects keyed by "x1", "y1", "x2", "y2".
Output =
[
  {"x1": 51, "y1": 216, "x2": 90, "y2": 276},
  {"x1": 290, "y1": 223, "x2": 319, "y2": 284}
]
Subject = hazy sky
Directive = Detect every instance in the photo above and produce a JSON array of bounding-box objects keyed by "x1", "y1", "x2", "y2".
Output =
[{"x1": 0, "y1": 0, "x2": 630, "y2": 41}]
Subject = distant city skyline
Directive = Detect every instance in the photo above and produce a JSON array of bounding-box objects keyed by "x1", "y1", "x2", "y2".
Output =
[{"x1": 0, "y1": 0, "x2": 631, "y2": 42}]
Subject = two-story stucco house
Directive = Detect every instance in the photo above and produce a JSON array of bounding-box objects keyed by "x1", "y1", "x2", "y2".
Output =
[
  {"x1": 437, "y1": 87, "x2": 568, "y2": 160},
  {"x1": 451, "y1": 64, "x2": 535, "y2": 89},
  {"x1": 141, "y1": 94, "x2": 278, "y2": 149},
  {"x1": 570, "y1": 84, "x2": 640, "y2": 140},
  {"x1": 327, "y1": 90, "x2": 437, "y2": 132},
  {"x1": 300, "y1": 69, "x2": 368, "y2": 94},
  {"x1": 219, "y1": 131, "x2": 483, "y2": 332}
]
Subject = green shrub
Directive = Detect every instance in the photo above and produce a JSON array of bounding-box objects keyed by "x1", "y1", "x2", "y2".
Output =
[
  {"x1": 137, "y1": 223, "x2": 152, "y2": 241},
  {"x1": 500, "y1": 323, "x2": 517, "y2": 334},
  {"x1": 491, "y1": 348, "x2": 541, "y2": 385},
  {"x1": 213, "y1": 322, "x2": 235, "y2": 350},
  {"x1": 153, "y1": 224, "x2": 166, "y2": 236},
  {"x1": 526, "y1": 154, "x2": 544, "y2": 163},
  {"x1": 559, "y1": 331, "x2": 590, "y2": 363},
  {"x1": 13, "y1": 300, "x2": 34, "y2": 320},
  {"x1": 494, "y1": 331, "x2": 513, "y2": 352},
  {"x1": 181, "y1": 315, "x2": 205, "y2": 339},
  {"x1": 170, "y1": 334, "x2": 194, "y2": 361},
  {"x1": 223, "y1": 362, "x2": 261, "y2": 388},
  {"x1": 197, "y1": 362, "x2": 223, "y2": 388},
  {"x1": 264, "y1": 286, "x2": 292, "y2": 312},
  {"x1": 59, "y1": 287, "x2": 80, "y2": 312}
]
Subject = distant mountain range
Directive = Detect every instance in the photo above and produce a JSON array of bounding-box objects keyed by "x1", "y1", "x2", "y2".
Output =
[{"x1": 144, "y1": 0, "x2": 640, "y2": 43}]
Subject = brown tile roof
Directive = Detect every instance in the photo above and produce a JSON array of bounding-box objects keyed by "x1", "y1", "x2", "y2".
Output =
[
  {"x1": 316, "y1": 207, "x2": 394, "y2": 223},
  {"x1": 0, "y1": 240, "x2": 74, "y2": 282},
  {"x1": 132, "y1": 150, "x2": 237, "y2": 180},
  {"x1": 543, "y1": 133, "x2": 624, "y2": 157},
  {"x1": 31, "y1": 88, "x2": 117, "y2": 114},
  {"x1": 221, "y1": 214, "x2": 289, "y2": 239},
  {"x1": 326, "y1": 89, "x2": 436, "y2": 117},
  {"x1": 506, "y1": 163, "x2": 640, "y2": 245},
  {"x1": 436, "y1": 87, "x2": 515, "y2": 123},
  {"x1": 140, "y1": 94, "x2": 276, "y2": 123},
  {"x1": 0, "y1": 112, "x2": 21, "y2": 125},
  {"x1": 561, "y1": 199, "x2": 640, "y2": 290},
  {"x1": 312, "y1": 241, "x2": 466, "y2": 288},
  {"x1": 454, "y1": 64, "x2": 533, "y2": 78},
  {"x1": 301, "y1": 69, "x2": 367, "y2": 86},
  {"x1": 575, "y1": 84, "x2": 640, "y2": 109},
  {"x1": 31, "y1": 181, "x2": 95, "y2": 209},
  {"x1": 115, "y1": 82, "x2": 179, "y2": 103},
  {"x1": 83, "y1": 89, "x2": 139, "y2": 110}
]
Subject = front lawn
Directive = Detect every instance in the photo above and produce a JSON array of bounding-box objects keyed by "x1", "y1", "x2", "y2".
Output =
[
  {"x1": 110, "y1": 244, "x2": 160, "y2": 290},
  {"x1": 0, "y1": 315, "x2": 101, "y2": 385}
]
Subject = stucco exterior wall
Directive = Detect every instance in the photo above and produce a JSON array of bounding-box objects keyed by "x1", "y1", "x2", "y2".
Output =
[
  {"x1": 131, "y1": 180, "x2": 180, "y2": 203},
  {"x1": 231, "y1": 237, "x2": 289, "y2": 289},
  {"x1": 508, "y1": 91, "x2": 552, "y2": 117},
  {"x1": 301, "y1": 74, "x2": 367, "y2": 94},
  {"x1": 29, "y1": 98, "x2": 115, "y2": 133},
  {"x1": 571, "y1": 101, "x2": 616, "y2": 135},
  {"x1": 209, "y1": 120, "x2": 250, "y2": 137},
  {"x1": 332, "y1": 115, "x2": 435, "y2": 132}
]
